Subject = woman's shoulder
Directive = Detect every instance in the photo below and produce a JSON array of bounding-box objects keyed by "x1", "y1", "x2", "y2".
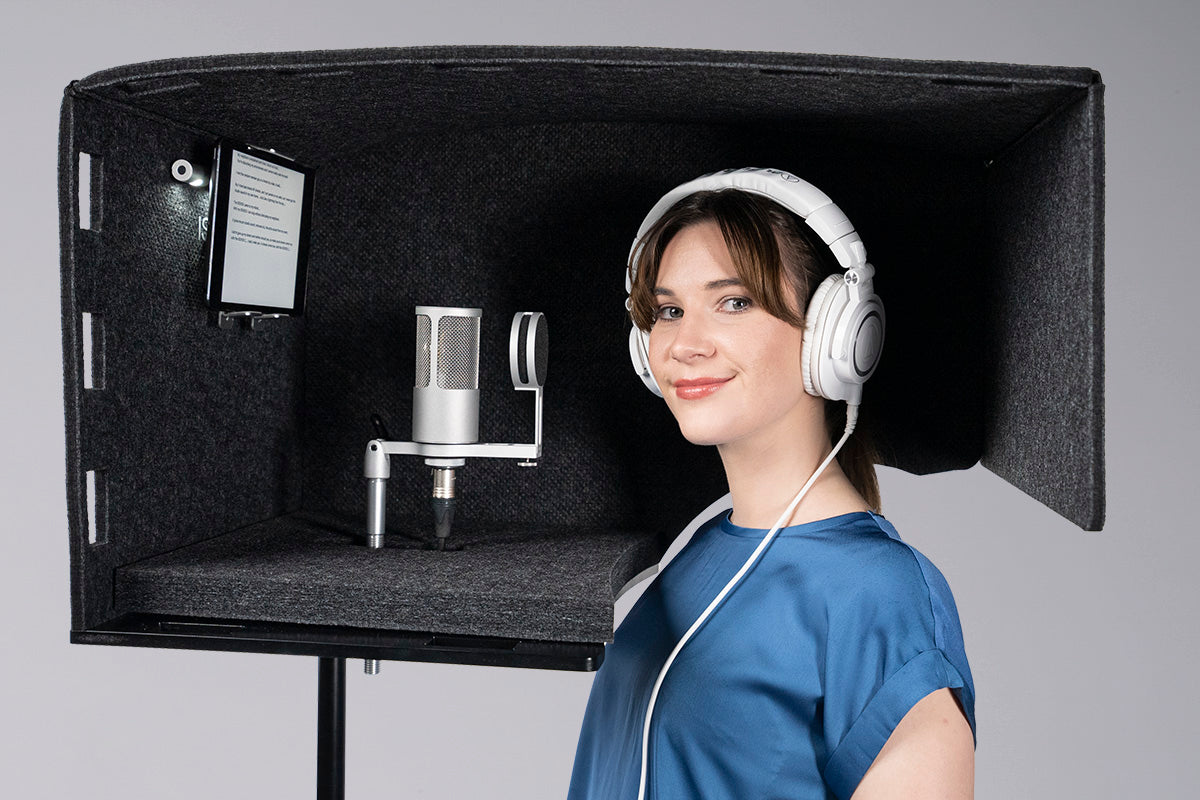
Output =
[{"x1": 807, "y1": 512, "x2": 958, "y2": 619}]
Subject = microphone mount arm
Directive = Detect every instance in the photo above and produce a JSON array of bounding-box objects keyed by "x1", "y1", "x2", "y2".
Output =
[{"x1": 362, "y1": 385, "x2": 543, "y2": 550}]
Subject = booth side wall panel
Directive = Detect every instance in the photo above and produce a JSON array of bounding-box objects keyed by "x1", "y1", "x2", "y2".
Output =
[
  {"x1": 983, "y1": 84, "x2": 1105, "y2": 531},
  {"x1": 60, "y1": 91, "x2": 306, "y2": 632}
]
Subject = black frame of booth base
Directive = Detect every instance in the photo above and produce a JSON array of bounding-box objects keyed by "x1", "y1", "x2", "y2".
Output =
[{"x1": 72, "y1": 612, "x2": 605, "y2": 671}]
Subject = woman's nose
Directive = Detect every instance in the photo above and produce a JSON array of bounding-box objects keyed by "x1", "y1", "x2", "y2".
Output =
[{"x1": 666, "y1": 313, "x2": 716, "y2": 362}]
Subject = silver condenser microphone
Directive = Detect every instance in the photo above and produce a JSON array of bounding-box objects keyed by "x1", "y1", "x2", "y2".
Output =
[
  {"x1": 412, "y1": 306, "x2": 482, "y2": 549},
  {"x1": 413, "y1": 306, "x2": 481, "y2": 444},
  {"x1": 363, "y1": 307, "x2": 546, "y2": 556}
]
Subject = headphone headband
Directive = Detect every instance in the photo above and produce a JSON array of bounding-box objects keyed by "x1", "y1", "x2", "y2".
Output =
[{"x1": 626, "y1": 168, "x2": 868, "y2": 294}]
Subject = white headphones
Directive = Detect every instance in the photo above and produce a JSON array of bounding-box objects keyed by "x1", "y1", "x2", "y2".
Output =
[{"x1": 625, "y1": 168, "x2": 885, "y2": 405}]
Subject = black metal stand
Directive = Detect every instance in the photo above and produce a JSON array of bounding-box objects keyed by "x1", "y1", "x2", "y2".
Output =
[{"x1": 317, "y1": 657, "x2": 346, "y2": 800}]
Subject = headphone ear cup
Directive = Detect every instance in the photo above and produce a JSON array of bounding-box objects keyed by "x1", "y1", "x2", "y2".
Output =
[
  {"x1": 802, "y1": 273, "x2": 885, "y2": 405},
  {"x1": 801, "y1": 274, "x2": 844, "y2": 399},
  {"x1": 629, "y1": 326, "x2": 664, "y2": 397}
]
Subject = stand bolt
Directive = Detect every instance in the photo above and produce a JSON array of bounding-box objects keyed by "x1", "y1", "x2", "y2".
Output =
[{"x1": 364, "y1": 659, "x2": 381, "y2": 675}]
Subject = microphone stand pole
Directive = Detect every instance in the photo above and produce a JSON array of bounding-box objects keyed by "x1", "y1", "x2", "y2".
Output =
[{"x1": 317, "y1": 657, "x2": 346, "y2": 800}]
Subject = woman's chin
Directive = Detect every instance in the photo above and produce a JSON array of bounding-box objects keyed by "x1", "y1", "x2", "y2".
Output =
[{"x1": 675, "y1": 421, "x2": 731, "y2": 448}]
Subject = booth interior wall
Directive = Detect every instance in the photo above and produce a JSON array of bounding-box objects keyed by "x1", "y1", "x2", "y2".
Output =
[
  {"x1": 298, "y1": 117, "x2": 992, "y2": 544},
  {"x1": 62, "y1": 92, "x2": 306, "y2": 631}
]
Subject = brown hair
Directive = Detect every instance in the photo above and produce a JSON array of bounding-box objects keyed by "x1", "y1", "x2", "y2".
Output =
[{"x1": 629, "y1": 189, "x2": 881, "y2": 511}]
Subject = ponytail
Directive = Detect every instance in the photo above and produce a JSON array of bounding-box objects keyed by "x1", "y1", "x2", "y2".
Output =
[{"x1": 825, "y1": 399, "x2": 881, "y2": 512}]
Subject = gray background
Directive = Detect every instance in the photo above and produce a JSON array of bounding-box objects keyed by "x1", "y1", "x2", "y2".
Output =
[{"x1": 2, "y1": 0, "x2": 1195, "y2": 796}]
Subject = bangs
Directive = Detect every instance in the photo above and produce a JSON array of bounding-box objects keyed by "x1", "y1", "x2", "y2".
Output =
[{"x1": 629, "y1": 190, "x2": 823, "y2": 331}]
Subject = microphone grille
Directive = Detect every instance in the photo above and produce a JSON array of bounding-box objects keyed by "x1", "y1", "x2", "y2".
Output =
[
  {"x1": 415, "y1": 314, "x2": 433, "y2": 388},
  {"x1": 437, "y1": 315, "x2": 480, "y2": 390}
]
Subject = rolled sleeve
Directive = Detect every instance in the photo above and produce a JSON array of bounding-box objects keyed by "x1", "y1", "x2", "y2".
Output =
[{"x1": 822, "y1": 648, "x2": 970, "y2": 800}]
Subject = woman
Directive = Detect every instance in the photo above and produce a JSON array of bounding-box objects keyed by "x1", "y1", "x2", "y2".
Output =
[{"x1": 568, "y1": 169, "x2": 976, "y2": 799}]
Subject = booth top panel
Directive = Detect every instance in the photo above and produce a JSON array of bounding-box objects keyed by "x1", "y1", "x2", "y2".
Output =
[{"x1": 71, "y1": 46, "x2": 1099, "y2": 166}]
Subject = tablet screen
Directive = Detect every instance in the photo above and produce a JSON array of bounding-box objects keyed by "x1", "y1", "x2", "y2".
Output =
[{"x1": 207, "y1": 141, "x2": 314, "y2": 314}]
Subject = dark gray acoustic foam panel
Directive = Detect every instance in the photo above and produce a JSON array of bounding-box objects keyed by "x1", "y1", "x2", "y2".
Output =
[
  {"x1": 115, "y1": 513, "x2": 659, "y2": 643},
  {"x1": 299, "y1": 121, "x2": 991, "y2": 527},
  {"x1": 59, "y1": 47, "x2": 1105, "y2": 655},
  {"x1": 61, "y1": 94, "x2": 305, "y2": 634},
  {"x1": 982, "y1": 89, "x2": 1105, "y2": 529}
]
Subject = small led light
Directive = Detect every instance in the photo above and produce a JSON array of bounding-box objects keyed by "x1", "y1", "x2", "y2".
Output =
[{"x1": 171, "y1": 159, "x2": 208, "y2": 187}]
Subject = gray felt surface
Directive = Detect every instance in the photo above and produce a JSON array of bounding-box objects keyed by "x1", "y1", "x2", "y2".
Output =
[{"x1": 115, "y1": 512, "x2": 658, "y2": 643}]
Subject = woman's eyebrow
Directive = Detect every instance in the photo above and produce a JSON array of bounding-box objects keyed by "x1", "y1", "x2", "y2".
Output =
[
  {"x1": 653, "y1": 278, "x2": 744, "y2": 296},
  {"x1": 704, "y1": 278, "x2": 744, "y2": 291}
]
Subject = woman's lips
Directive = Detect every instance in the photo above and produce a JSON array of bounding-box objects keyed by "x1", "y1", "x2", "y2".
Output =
[{"x1": 673, "y1": 377, "x2": 732, "y2": 400}]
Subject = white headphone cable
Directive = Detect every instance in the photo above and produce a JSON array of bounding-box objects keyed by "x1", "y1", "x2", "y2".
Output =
[{"x1": 635, "y1": 404, "x2": 859, "y2": 800}]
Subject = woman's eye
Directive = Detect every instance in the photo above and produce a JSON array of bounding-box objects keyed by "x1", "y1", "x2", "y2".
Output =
[
  {"x1": 655, "y1": 306, "x2": 683, "y2": 322},
  {"x1": 721, "y1": 296, "x2": 752, "y2": 313}
]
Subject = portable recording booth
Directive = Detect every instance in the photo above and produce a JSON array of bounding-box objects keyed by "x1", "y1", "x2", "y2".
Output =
[{"x1": 59, "y1": 44, "x2": 1103, "y2": 687}]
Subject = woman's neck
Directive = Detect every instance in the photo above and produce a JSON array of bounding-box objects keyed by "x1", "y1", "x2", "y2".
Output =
[{"x1": 717, "y1": 409, "x2": 868, "y2": 530}]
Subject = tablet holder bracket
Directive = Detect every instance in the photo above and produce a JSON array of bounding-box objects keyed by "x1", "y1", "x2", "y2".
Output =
[{"x1": 215, "y1": 310, "x2": 290, "y2": 331}]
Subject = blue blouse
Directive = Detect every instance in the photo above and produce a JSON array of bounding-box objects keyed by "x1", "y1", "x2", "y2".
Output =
[{"x1": 568, "y1": 511, "x2": 975, "y2": 800}]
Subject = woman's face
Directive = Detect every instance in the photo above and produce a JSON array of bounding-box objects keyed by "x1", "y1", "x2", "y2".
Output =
[{"x1": 647, "y1": 220, "x2": 815, "y2": 451}]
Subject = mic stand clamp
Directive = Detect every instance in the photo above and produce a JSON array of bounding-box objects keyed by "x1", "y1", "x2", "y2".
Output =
[{"x1": 361, "y1": 384, "x2": 544, "y2": 550}]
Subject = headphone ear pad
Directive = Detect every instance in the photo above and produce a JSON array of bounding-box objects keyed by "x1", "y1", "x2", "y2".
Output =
[
  {"x1": 629, "y1": 326, "x2": 663, "y2": 397},
  {"x1": 801, "y1": 274, "x2": 845, "y2": 399}
]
